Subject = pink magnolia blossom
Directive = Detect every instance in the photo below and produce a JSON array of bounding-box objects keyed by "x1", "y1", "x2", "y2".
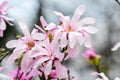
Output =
[
  {"x1": 6, "y1": 21, "x2": 44, "y2": 64},
  {"x1": 0, "y1": 1, "x2": 14, "y2": 37},
  {"x1": 111, "y1": 42, "x2": 120, "y2": 51},
  {"x1": 44, "y1": 4, "x2": 97, "y2": 59},
  {"x1": 22, "y1": 38, "x2": 68, "y2": 79}
]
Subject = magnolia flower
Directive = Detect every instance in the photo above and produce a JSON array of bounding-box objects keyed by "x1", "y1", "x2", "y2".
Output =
[
  {"x1": 111, "y1": 42, "x2": 120, "y2": 51},
  {"x1": 44, "y1": 4, "x2": 97, "y2": 59},
  {"x1": 93, "y1": 72, "x2": 120, "y2": 80},
  {"x1": 6, "y1": 21, "x2": 44, "y2": 64},
  {"x1": 22, "y1": 38, "x2": 68, "y2": 79},
  {"x1": 0, "y1": 1, "x2": 14, "y2": 37}
]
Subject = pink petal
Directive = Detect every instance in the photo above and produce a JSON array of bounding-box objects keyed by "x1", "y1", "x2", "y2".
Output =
[
  {"x1": 18, "y1": 21, "x2": 30, "y2": 38},
  {"x1": 35, "y1": 24, "x2": 45, "y2": 33},
  {"x1": 21, "y1": 51, "x2": 32, "y2": 73},
  {"x1": 40, "y1": 16, "x2": 47, "y2": 27},
  {"x1": 111, "y1": 42, "x2": 120, "y2": 51},
  {"x1": 76, "y1": 32, "x2": 84, "y2": 46},
  {"x1": 54, "y1": 60, "x2": 67, "y2": 79},
  {"x1": 25, "y1": 68, "x2": 38, "y2": 79},
  {"x1": 0, "y1": 29, "x2": 3, "y2": 37},
  {"x1": 0, "y1": 67, "x2": 5, "y2": 72},
  {"x1": 33, "y1": 57, "x2": 49, "y2": 68},
  {"x1": 32, "y1": 33, "x2": 45, "y2": 41},
  {"x1": 84, "y1": 33, "x2": 92, "y2": 48},
  {"x1": 45, "y1": 23, "x2": 56, "y2": 30},
  {"x1": 6, "y1": 40, "x2": 19, "y2": 48},
  {"x1": 82, "y1": 26, "x2": 98, "y2": 34},
  {"x1": 66, "y1": 46, "x2": 78, "y2": 60},
  {"x1": 71, "y1": 4, "x2": 85, "y2": 25},
  {"x1": 59, "y1": 32, "x2": 67, "y2": 48},
  {"x1": 44, "y1": 60, "x2": 52, "y2": 75},
  {"x1": 68, "y1": 32, "x2": 76, "y2": 48},
  {"x1": 77, "y1": 17, "x2": 95, "y2": 27},
  {"x1": 0, "y1": 1, "x2": 7, "y2": 9},
  {"x1": 0, "y1": 19, "x2": 6, "y2": 30},
  {"x1": 7, "y1": 47, "x2": 25, "y2": 64}
]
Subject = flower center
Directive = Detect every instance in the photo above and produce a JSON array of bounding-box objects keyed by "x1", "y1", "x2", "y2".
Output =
[
  {"x1": 66, "y1": 26, "x2": 75, "y2": 32},
  {"x1": 27, "y1": 41, "x2": 35, "y2": 49}
]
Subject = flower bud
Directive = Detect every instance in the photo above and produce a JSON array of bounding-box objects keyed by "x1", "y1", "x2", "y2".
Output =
[{"x1": 83, "y1": 48, "x2": 101, "y2": 65}]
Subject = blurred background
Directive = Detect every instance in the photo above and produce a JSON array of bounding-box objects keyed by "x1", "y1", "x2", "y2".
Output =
[{"x1": 0, "y1": 0, "x2": 120, "y2": 80}]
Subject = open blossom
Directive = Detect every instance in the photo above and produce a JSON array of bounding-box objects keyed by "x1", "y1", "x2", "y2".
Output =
[
  {"x1": 21, "y1": 38, "x2": 68, "y2": 79},
  {"x1": 0, "y1": 1, "x2": 14, "y2": 37},
  {"x1": 43, "y1": 4, "x2": 97, "y2": 59},
  {"x1": 93, "y1": 72, "x2": 120, "y2": 80},
  {"x1": 6, "y1": 21, "x2": 44, "y2": 64}
]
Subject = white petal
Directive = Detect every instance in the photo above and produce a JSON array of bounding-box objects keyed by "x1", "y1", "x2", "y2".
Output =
[
  {"x1": 18, "y1": 21, "x2": 30, "y2": 37},
  {"x1": 111, "y1": 42, "x2": 120, "y2": 51},
  {"x1": 68, "y1": 32, "x2": 76, "y2": 48},
  {"x1": 84, "y1": 34, "x2": 92, "y2": 48},
  {"x1": 54, "y1": 11, "x2": 64, "y2": 17},
  {"x1": 44, "y1": 60, "x2": 52, "y2": 75},
  {"x1": 71, "y1": 4, "x2": 85, "y2": 25},
  {"x1": 45, "y1": 23, "x2": 56, "y2": 30},
  {"x1": 59, "y1": 32, "x2": 67, "y2": 48},
  {"x1": 115, "y1": 77, "x2": 120, "y2": 80},
  {"x1": 82, "y1": 26, "x2": 98, "y2": 34},
  {"x1": 6, "y1": 40, "x2": 19, "y2": 48},
  {"x1": 33, "y1": 57, "x2": 49, "y2": 68},
  {"x1": 99, "y1": 73, "x2": 109, "y2": 80}
]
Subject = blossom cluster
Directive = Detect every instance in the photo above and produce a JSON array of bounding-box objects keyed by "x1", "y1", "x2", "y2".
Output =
[
  {"x1": 0, "y1": 1, "x2": 119, "y2": 80},
  {"x1": 0, "y1": 3, "x2": 98, "y2": 79}
]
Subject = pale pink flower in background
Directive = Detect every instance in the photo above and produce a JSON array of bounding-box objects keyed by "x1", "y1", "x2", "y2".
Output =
[
  {"x1": 6, "y1": 21, "x2": 44, "y2": 64},
  {"x1": 0, "y1": 1, "x2": 14, "y2": 37},
  {"x1": 111, "y1": 42, "x2": 120, "y2": 51}
]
